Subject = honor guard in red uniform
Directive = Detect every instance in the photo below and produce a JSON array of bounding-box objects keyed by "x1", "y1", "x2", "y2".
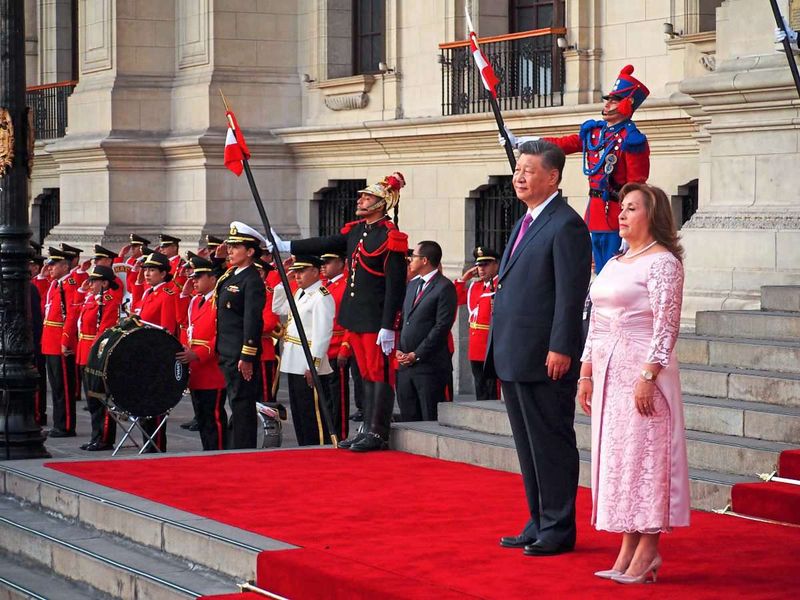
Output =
[
  {"x1": 30, "y1": 244, "x2": 49, "y2": 425},
  {"x1": 131, "y1": 251, "x2": 178, "y2": 451},
  {"x1": 41, "y1": 247, "x2": 81, "y2": 437},
  {"x1": 216, "y1": 222, "x2": 266, "y2": 449},
  {"x1": 90, "y1": 245, "x2": 126, "y2": 304},
  {"x1": 158, "y1": 233, "x2": 188, "y2": 288},
  {"x1": 505, "y1": 65, "x2": 650, "y2": 273},
  {"x1": 176, "y1": 257, "x2": 228, "y2": 451},
  {"x1": 320, "y1": 251, "x2": 354, "y2": 440},
  {"x1": 61, "y1": 243, "x2": 89, "y2": 287},
  {"x1": 77, "y1": 266, "x2": 122, "y2": 451},
  {"x1": 454, "y1": 246, "x2": 501, "y2": 400},
  {"x1": 119, "y1": 233, "x2": 151, "y2": 305},
  {"x1": 255, "y1": 256, "x2": 282, "y2": 405},
  {"x1": 271, "y1": 172, "x2": 409, "y2": 452}
]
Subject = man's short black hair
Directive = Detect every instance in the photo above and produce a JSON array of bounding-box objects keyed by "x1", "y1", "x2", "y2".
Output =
[
  {"x1": 417, "y1": 240, "x2": 443, "y2": 268},
  {"x1": 518, "y1": 139, "x2": 566, "y2": 182}
]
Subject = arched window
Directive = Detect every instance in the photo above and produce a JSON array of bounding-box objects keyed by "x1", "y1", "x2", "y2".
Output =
[
  {"x1": 316, "y1": 179, "x2": 366, "y2": 237},
  {"x1": 474, "y1": 176, "x2": 525, "y2": 255}
]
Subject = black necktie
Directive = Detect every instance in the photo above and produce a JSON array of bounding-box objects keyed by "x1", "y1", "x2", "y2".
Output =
[
  {"x1": 298, "y1": 290, "x2": 305, "y2": 300},
  {"x1": 199, "y1": 297, "x2": 206, "y2": 309},
  {"x1": 413, "y1": 279, "x2": 425, "y2": 305}
]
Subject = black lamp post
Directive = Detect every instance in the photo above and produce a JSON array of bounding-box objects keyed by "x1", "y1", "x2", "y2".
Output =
[{"x1": 0, "y1": 1, "x2": 49, "y2": 459}]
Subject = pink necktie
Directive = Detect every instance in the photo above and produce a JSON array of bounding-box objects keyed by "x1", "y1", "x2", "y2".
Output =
[{"x1": 510, "y1": 213, "x2": 533, "y2": 256}]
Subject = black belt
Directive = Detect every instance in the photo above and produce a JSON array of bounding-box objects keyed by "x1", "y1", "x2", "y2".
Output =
[{"x1": 589, "y1": 190, "x2": 619, "y2": 201}]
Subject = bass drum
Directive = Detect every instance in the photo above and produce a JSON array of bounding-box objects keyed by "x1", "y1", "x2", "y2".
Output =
[{"x1": 85, "y1": 317, "x2": 188, "y2": 417}]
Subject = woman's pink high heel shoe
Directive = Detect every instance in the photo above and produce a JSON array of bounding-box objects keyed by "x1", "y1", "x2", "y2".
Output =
[
  {"x1": 594, "y1": 569, "x2": 623, "y2": 580},
  {"x1": 612, "y1": 555, "x2": 662, "y2": 584}
]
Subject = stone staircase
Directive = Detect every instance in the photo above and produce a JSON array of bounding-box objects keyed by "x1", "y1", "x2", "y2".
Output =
[
  {"x1": 392, "y1": 285, "x2": 800, "y2": 511},
  {"x1": 0, "y1": 457, "x2": 294, "y2": 599}
]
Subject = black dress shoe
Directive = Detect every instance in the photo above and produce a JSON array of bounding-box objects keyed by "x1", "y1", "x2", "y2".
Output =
[
  {"x1": 188, "y1": 422, "x2": 200, "y2": 432},
  {"x1": 180, "y1": 418, "x2": 197, "y2": 430},
  {"x1": 349, "y1": 432, "x2": 388, "y2": 452},
  {"x1": 349, "y1": 410, "x2": 363, "y2": 422},
  {"x1": 500, "y1": 535, "x2": 535, "y2": 549},
  {"x1": 80, "y1": 442, "x2": 93, "y2": 450},
  {"x1": 48, "y1": 429, "x2": 76, "y2": 438},
  {"x1": 337, "y1": 432, "x2": 365, "y2": 449},
  {"x1": 523, "y1": 542, "x2": 575, "y2": 556},
  {"x1": 86, "y1": 442, "x2": 114, "y2": 452}
]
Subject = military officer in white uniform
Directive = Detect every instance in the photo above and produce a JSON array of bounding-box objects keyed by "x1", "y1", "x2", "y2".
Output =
[{"x1": 272, "y1": 255, "x2": 336, "y2": 445}]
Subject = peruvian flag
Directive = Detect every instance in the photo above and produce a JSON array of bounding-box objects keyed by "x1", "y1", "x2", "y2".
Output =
[
  {"x1": 224, "y1": 110, "x2": 250, "y2": 176},
  {"x1": 469, "y1": 31, "x2": 499, "y2": 98}
]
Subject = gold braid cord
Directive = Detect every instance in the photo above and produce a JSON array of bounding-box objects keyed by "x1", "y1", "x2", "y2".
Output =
[{"x1": 0, "y1": 108, "x2": 15, "y2": 179}]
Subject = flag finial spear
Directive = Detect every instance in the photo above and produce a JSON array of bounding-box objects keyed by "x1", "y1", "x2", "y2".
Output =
[
  {"x1": 219, "y1": 89, "x2": 235, "y2": 129},
  {"x1": 465, "y1": 1, "x2": 475, "y2": 36},
  {"x1": 219, "y1": 88, "x2": 231, "y2": 112}
]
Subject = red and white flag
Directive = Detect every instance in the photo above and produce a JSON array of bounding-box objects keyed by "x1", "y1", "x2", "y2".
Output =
[
  {"x1": 468, "y1": 31, "x2": 499, "y2": 98},
  {"x1": 224, "y1": 110, "x2": 250, "y2": 176}
]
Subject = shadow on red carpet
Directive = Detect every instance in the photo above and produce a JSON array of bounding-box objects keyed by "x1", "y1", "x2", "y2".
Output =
[{"x1": 46, "y1": 450, "x2": 799, "y2": 599}]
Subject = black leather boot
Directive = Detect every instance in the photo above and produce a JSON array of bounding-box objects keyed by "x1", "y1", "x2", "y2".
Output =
[
  {"x1": 339, "y1": 380, "x2": 373, "y2": 449},
  {"x1": 350, "y1": 382, "x2": 393, "y2": 452}
]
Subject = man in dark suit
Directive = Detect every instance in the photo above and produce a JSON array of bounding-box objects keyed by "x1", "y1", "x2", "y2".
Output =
[
  {"x1": 396, "y1": 241, "x2": 457, "y2": 422},
  {"x1": 489, "y1": 139, "x2": 592, "y2": 556}
]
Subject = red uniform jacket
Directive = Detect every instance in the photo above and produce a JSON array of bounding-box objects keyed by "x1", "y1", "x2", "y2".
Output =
[
  {"x1": 169, "y1": 255, "x2": 188, "y2": 288},
  {"x1": 70, "y1": 266, "x2": 89, "y2": 287},
  {"x1": 261, "y1": 285, "x2": 280, "y2": 362},
  {"x1": 41, "y1": 275, "x2": 82, "y2": 356},
  {"x1": 32, "y1": 274, "x2": 50, "y2": 311},
  {"x1": 186, "y1": 294, "x2": 226, "y2": 390},
  {"x1": 545, "y1": 119, "x2": 649, "y2": 232},
  {"x1": 324, "y1": 273, "x2": 352, "y2": 361},
  {"x1": 455, "y1": 276, "x2": 498, "y2": 362},
  {"x1": 132, "y1": 281, "x2": 178, "y2": 336},
  {"x1": 76, "y1": 292, "x2": 121, "y2": 366}
]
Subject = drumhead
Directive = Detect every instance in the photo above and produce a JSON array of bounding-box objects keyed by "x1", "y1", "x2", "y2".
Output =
[{"x1": 93, "y1": 321, "x2": 188, "y2": 417}]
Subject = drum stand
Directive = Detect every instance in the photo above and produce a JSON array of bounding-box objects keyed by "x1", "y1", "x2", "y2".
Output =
[{"x1": 103, "y1": 397, "x2": 171, "y2": 455}]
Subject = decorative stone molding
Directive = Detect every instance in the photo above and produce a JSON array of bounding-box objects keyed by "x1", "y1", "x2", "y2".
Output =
[
  {"x1": 177, "y1": 0, "x2": 210, "y2": 69},
  {"x1": 313, "y1": 74, "x2": 375, "y2": 112},
  {"x1": 684, "y1": 213, "x2": 800, "y2": 229},
  {"x1": 80, "y1": 0, "x2": 113, "y2": 74}
]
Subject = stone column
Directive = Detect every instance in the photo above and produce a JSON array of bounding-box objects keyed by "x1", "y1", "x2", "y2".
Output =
[
  {"x1": 677, "y1": 0, "x2": 800, "y2": 322},
  {"x1": 562, "y1": 0, "x2": 602, "y2": 106}
]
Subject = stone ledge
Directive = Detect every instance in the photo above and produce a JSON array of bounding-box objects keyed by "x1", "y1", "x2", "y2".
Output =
[{"x1": 312, "y1": 74, "x2": 375, "y2": 112}]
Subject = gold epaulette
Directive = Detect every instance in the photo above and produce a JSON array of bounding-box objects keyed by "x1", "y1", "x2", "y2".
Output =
[
  {"x1": 319, "y1": 286, "x2": 330, "y2": 296},
  {"x1": 164, "y1": 287, "x2": 175, "y2": 295},
  {"x1": 67, "y1": 277, "x2": 77, "y2": 285}
]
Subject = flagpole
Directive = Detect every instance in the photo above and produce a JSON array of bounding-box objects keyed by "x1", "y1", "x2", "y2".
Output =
[
  {"x1": 220, "y1": 91, "x2": 339, "y2": 447},
  {"x1": 768, "y1": 0, "x2": 800, "y2": 99},
  {"x1": 490, "y1": 97, "x2": 516, "y2": 171}
]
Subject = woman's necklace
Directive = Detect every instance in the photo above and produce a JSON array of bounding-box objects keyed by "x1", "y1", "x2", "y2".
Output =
[{"x1": 624, "y1": 239, "x2": 657, "y2": 260}]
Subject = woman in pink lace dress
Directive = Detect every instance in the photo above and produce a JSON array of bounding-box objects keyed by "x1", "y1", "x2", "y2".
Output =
[{"x1": 578, "y1": 182, "x2": 690, "y2": 585}]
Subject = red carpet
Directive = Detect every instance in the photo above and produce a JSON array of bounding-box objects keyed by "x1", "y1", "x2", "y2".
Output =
[
  {"x1": 47, "y1": 450, "x2": 799, "y2": 599},
  {"x1": 779, "y1": 449, "x2": 800, "y2": 479},
  {"x1": 730, "y1": 448, "x2": 800, "y2": 525}
]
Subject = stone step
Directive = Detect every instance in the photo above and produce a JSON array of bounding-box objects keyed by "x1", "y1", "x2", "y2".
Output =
[
  {"x1": 0, "y1": 549, "x2": 117, "y2": 600},
  {"x1": 761, "y1": 286, "x2": 800, "y2": 312},
  {"x1": 391, "y1": 421, "x2": 749, "y2": 511},
  {"x1": 0, "y1": 496, "x2": 238, "y2": 600},
  {"x1": 439, "y1": 401, "x2": 795, "y2": 474},
  {"x1": 441, "y1": 396, "x2": 800, "y2": 444},
  {"x1": 680, "y1": 364, "x2": 800, "y2": 408},
  {"x1": 695, "y1": 310, "x2": 800, "y2": 341},
  {"x1": 677, "y1": 334, "x2": 800, "y2": 375},
  {"x1": 0, "y1": 460, "x2": 295, "y2": 583}
]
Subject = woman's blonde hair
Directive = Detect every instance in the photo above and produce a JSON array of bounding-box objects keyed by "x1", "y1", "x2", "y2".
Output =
[{"x1": 619, "y1": 182, "x2": 684, "y2": 262}]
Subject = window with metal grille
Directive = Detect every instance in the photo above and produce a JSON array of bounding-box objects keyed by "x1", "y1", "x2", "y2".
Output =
[
  {"x1": 474, "y1": 176, "x2": 526, "y2": 255},
  {"x1": 511, "y1": 0, "x2": 564, "y2": 31},
  {"x1": 35, "y1": 188, "x2": 61, "y2": 243},
  {"x1": 353, "y1": 0, "x2": 385, "y2": 74},
  {"x1": 317, "y1": 179, "x2": 367, "y2": 237}
]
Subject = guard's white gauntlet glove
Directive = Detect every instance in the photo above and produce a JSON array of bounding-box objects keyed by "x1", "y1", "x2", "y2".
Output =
[
  {"x1": 376, "y1": 328, "x2": 396, "y2": 355},
  {"x1": 267, "y1": 228, "x2": 291, "y2": 253}
]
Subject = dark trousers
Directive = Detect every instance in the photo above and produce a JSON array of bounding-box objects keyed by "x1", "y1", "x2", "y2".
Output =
[
  {"x1": 81, "y1": 366, "x2": 116, "y2": 446},
  {"x1": 322, "y1": 360, "x2": 351, "y2": 440},
  {"x1": 501, "y1": 378, "x2": 579, "y2": 549},
  {"x1": 260, "y1": 359, "x2": 278, "y2": 403},
  {"x1": 192, "y1": 388, "x2": 228, "y2": 451},
  {"x1": 471, "y1": 360, "x2": 499, "y2": 400},
  {"x1": 288, "y1": 373, "x2": 330, "y2": 446},
  {"x1": 45, "y1": 354, "x2": 77, "y2": 433},
  {"x1": 140, "y1": 415, "x2": 167, "y2": 452},
  {"x1": 219, "y1": 357, "x2": 260, "y2": 449},
  {"x1": 351, "y1": 356, "x2": 364, "y2": 411},
  {"x1": 35, "y1": 353, "x2": 47, "y2": 426},
  {"x1": 396, "y1": 367, "x2": 450, "y2": 422}
]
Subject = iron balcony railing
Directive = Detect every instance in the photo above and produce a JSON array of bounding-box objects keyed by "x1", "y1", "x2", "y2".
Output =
[
  {"x1": 26, "y1": 80, "x2": 77, "y2": 140},
  {"x1": 439, "y1": 28, "x2": 566, "y2": 116}
]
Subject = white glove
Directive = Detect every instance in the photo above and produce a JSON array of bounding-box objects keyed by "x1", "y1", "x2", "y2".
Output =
[
  {"x1": 376, "y1": 328, "x2": 395, "y2": 355},
  {"x1": 774, "y1": 17, "x2": 798, "y2": 45},
  {"x1": 268, "y1": 228, "x2": 291, "y2": 253},
  {"x1": 498, "y1": 126, "x2": 518, "y2": 149}
]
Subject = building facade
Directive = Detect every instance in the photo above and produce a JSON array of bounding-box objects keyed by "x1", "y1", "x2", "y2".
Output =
[{"x1": 25, "y1": 0, "x2": 800, "y2": 392}]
